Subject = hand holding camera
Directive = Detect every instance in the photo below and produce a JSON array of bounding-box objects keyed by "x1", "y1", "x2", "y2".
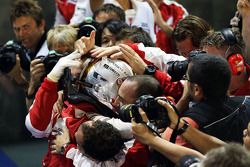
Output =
[
  {"x1": 47, "y1": 50, "x2": 82, "y2": 82},
  {"x1": 131, "y1": 108, "x2": 159, "y2": 146}
]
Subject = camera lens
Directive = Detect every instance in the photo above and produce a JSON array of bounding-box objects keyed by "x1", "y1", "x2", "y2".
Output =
[{"x1": 167, "y1": 60, "x2": 189, "y2": 82}]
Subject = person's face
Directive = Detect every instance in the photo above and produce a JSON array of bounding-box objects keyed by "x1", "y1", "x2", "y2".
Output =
[
  {"x1": 51, "y1": 43, "x2": 73, "y2": 54},
  {"x1": 12, "y1": 16, "x2": 45, "y2": 51},
  {"x1": 101, "y1": 28, "x2": 115, "y2": 47},
  {"x1": 113, "y1": 80, "x2": 138, "y2": 108},
  {"x1": 75, "y1": 121, "x2": 93, "y2": 152},
  {"x1": 185, "y1": 64, "x2": 203, "y2": 102},
  {"x1": 176, "y1": 38, "x2": 196, "y2": 57}
]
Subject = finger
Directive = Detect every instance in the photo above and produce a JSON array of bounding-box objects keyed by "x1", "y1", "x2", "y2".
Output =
[
  {"x1": 30, "y1": 59, "x2": 42, "y2": 66},
  {"x1": 90, "y1": 47, "x2": 105, "y2": 57},
  {"x1": 119, "y1": 47, "x2": 133, "y2": 63},
  {"x1": 51, "y1": 150, "x2": 58, "y2": 154},
  {"x1": 31, "y1": 66, "x2": 45, "y2": 74},
  {"x1": 119, "y1": 44, "x2": 138, "y2": 60},
  {"x1": 75, "y1": 41, "x2": 84, "y2": 54},
  {"x1": 65, "y1": 50, "x2": 81, "y2": 59},
  {"x1": 89, "y1": 30, "x2": 96, "y2": 41},
  {"x1": 157, "y1": 99, "x2": 174, "y2": 111},
  {"x1": 131, "y1": 118, "x2": 136, "y2": 125},
  {"x1": 32, "y1": 63, "x2": 45, "y2": 70},
  {"x1": 138, "y1": 108, "x2": 149, "y2": 122},
  {"x1": 50, "y1": 144, "x2": 56, "y2": 150},
  {"x1": 110, "y1": 51, "x2": 124, "y2": 60},
  {"x1": 243, "y1": 129, "x2": 248, "y2": 137}
]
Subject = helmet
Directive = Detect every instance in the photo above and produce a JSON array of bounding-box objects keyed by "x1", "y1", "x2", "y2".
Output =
[{"x1": 83, "y1": 57, "x2": 133, "y2": 108}]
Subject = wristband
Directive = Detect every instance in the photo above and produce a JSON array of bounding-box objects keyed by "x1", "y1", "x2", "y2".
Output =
[{"x1": 176, "y1": 119, "x2": 189, "y2": 135}]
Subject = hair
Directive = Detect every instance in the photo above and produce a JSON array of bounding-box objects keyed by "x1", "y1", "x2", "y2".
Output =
[
  {"x1": 81, "y1": 120, "x2": 124, "y2": 161},
  {"x1": 202, "y1": 143, "x2": 250, "y2": 167},
  {"x1": 93, "y1": 3, "x2": 125, "y2": 22},
  {"x1": 115, "y1": 26, "x2": 155, "y2": 47},
  {"x1": 47, "y1": 25, "x2": 77, "y2": 52},
  {"x1": 101, "y1": 19, "x2": 129, "y2": 35},
  {"x1": 188, "y1": 53, "x2": 231, "y2": 101},
  {"x1": 10, "y1": 0, "x2": 44, "y2": 25},
  {"x1": 173, "y1": 15, "x2": 211, "y2": 48},
  {"x1": 125, "y1": 75, "x2": 162, "y2": 98},
  {"x1": 201, "y1": 30, "x2": 245, "y2": 56},
  {"x1": 100, "y1": 19, "x2": 129, "y2": 46}
]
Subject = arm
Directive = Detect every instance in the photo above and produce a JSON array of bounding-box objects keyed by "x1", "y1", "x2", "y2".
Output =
[
  {"x1": 25, "y1": 77, "x2": 59, "y2": 138},
  {"x1": 91, "y1": 43, "x2": 186, "y2": 72},
  {"x1": 237, "y1": 0, "x2": 250, "y2": 60},
  {"x1": 131, "y1": 108, "x2": 204, "y2": 163},
  {"x1": 158, "y1": 100, "x2": 226, "y2": 154},
  {"x1": 146, "y1": 0, "x2": 173, "y2": 36},
  {"x1": 26, "y1": 58, "x2": 45, "y2": 109},
  {"x1": 25, "y1": 51, "x2": 83, "y2": 137}
]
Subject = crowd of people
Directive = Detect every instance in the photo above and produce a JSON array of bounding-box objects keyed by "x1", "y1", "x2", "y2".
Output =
[{"x1": 1, "y1": 0, "x2": 250, "y2": 167}]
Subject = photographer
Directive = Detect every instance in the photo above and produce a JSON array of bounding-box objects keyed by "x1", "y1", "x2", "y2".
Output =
[
  {"x1": 8, "y1": 0, "x2": 49, "y2": 84},
  {"x1": 163, "y1": 53, "x2": 250, "y2": 148},
  {"x1": 131, "y1": 105, "x2": 205, "y2": 164},
  {"x1": 26, "y1": 24, "x2": 77, "y2": 108}
]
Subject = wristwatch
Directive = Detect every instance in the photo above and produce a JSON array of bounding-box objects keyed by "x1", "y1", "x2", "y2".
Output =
[
  {"x1": 144, "y1": 65, "x2": 156, "y2": 75},
  {"x1": 176, "y1": 119, "x2": 189, "y2": 135}
]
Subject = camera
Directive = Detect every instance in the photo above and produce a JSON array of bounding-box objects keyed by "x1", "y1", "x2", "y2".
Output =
[
  {"x1": 0, "y1": 40, "x2": 30, "y2": 73},
  {"x1": 167, "y1": 50, "x2": 206, "y2": 82},
  {"x1": 119, "y1": 95, "x2": 170, "y2": 129},
  {"x1": 78, "y1": 17, "x2": 100, "y2": 38},
  {"x1": 77, "y1": 17, "x2": 101, "y2": 46},
  {"x1": 41, "y1": 50, "x2": 68, "y2": 75}
]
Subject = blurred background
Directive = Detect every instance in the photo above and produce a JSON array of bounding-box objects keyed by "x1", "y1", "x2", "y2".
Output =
[
  {"x1": 0, "y1": 0, "x2": 238, "y2": 44},
  {"x1": 0, "y1": 0, "x2": 238, "y2": 166}
]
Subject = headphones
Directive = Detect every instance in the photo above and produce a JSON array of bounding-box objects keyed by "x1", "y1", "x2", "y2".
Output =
[{"x1": 221, "y1": 28, "x2": 245, "y2": 75}]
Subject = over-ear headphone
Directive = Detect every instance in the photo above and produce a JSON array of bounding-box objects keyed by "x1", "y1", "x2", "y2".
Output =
[{"x1": 221, "y1": 28, "x2": 245, "y2": 75}]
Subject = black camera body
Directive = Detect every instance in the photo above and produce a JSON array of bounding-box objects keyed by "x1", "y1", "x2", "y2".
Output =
[
  {"x1": 167, "y1": 50, "x2": 206, "y2": 82},
  {"x1": 119, "y1": 95, "x2": 170, "y2": 129},
  {"x1": 77, "y1": 17, "x2": 101, "y2": 46},
  {"x1": 41, "y1": 50, "x2": 68, "y2": 75},
  {"x1": 0, "y1": 40, "x2": 30, "y2": 73}
]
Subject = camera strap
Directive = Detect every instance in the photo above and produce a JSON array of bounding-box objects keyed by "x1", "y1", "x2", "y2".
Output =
[
  {"x1": 144, "y1": 121, "x2": 161, "y2": 137},
  {"x1": 169, "y1": 104, "x2": 181, "y2": 143}
]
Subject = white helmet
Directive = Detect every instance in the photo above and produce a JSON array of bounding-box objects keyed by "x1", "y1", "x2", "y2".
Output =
[{"x1": 84, "y1": 57, "x2": 133, "y2": 108}]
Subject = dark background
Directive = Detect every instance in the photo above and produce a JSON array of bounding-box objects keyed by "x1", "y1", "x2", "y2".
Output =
[{"x1": 0, "y1": 0, "x2": 238, "y2": 44}]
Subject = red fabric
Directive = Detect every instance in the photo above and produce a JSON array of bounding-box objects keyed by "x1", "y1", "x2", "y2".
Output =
[
  {"x1": 127, "y1": 43, "x2": 183, "y2": 102},
  {"x1": 127, "y1": 43, "x2": 154, "y2": 66},
  {"x1": 155, "y1": 2, "x2": 186, "y2": 54},
  {"x1": 29, "y1": 78, "x2": 58, "y2": 131},
  {"x1": 29, "y1": 77, "x2": 98, "y2": 167},
  {"x1": 231, "y1": 79, "x2": 250, "y2": 96},
  {"x1": 28, "y1": 77, "x2": 149, "y2": 166},
  {"x1": 231, "y1": 64, "x2": 250, "y2": 96},
  {"x1": 121, "y1": 140, "x2": 150, "y2": 167},
  {"x1": 154, "y1": 70, "x2": 183, "y2": 102},
  {"x1": 56, "y1": 0, "x2": 76, "y2": 23},
  {"x1": 163, "y1": 117, "x2": 199, "y2": 149}
]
